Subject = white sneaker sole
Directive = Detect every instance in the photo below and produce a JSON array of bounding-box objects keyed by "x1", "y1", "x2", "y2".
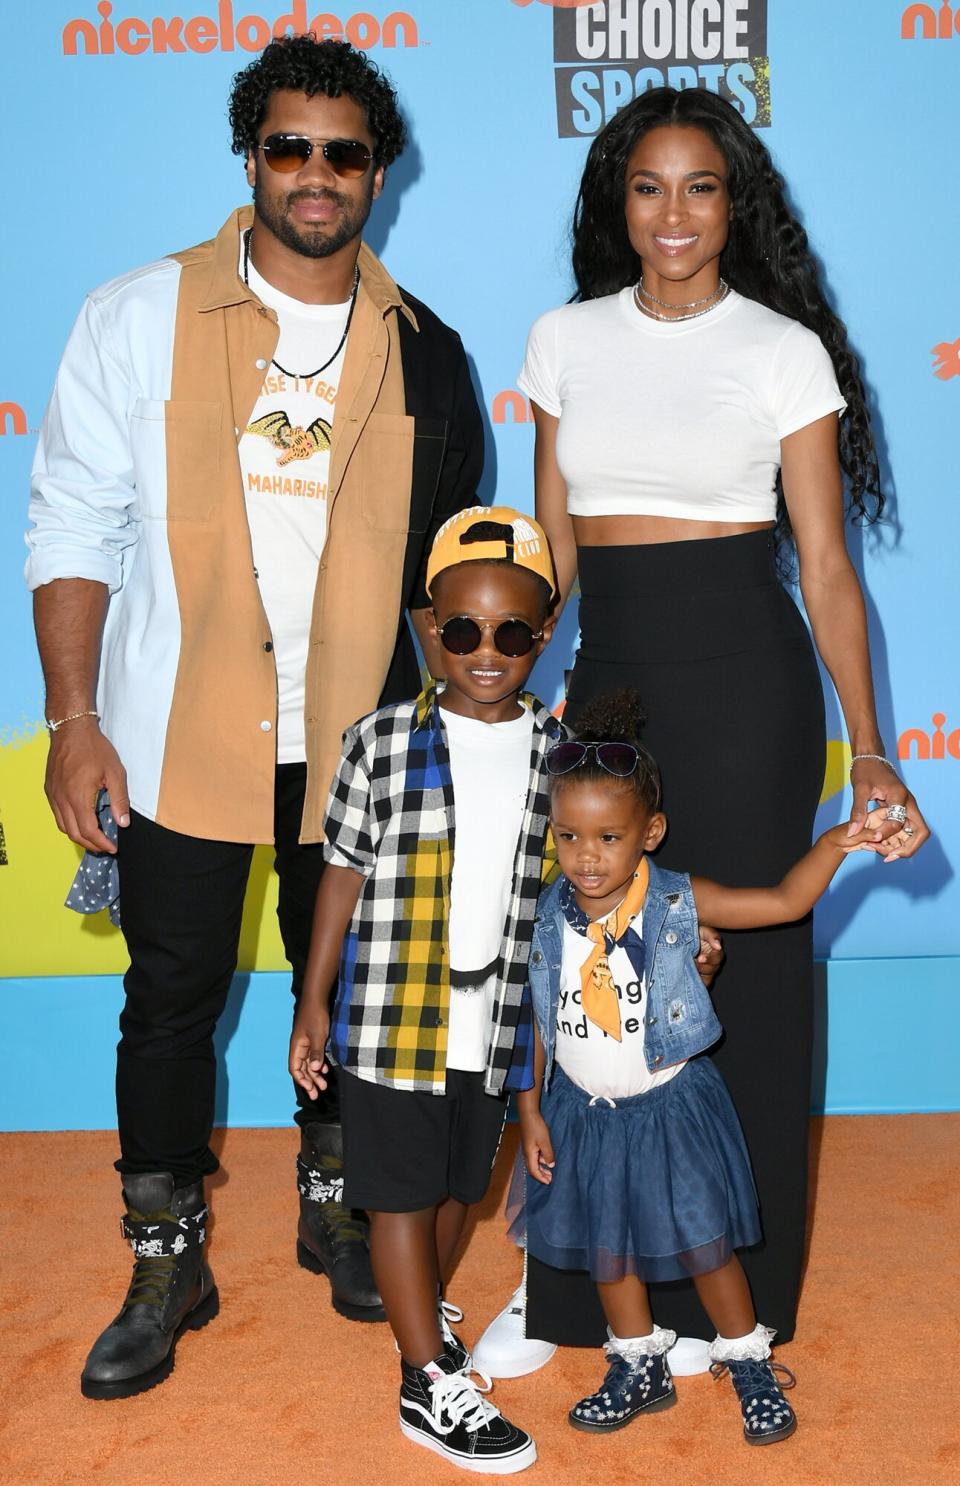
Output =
[
  {"x1": 471, "y1": 1339, "x2": 557, "y2": 1380},
  {"x1": 399, "y1": 1419, "x2": 538, "y2": 1474}
]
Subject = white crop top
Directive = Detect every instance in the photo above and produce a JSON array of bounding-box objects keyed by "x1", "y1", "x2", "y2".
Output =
[{"x1": 517, "y1": 289, "x2": 846, "y2": 524}]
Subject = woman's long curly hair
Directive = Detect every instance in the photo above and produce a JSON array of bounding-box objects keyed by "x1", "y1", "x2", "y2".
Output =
[
  {"x1": 228, "y1": 35, "x2": 407, "y2": 168},
  {"x1": 571, "y1": 88, "x2": 884, "y2": 552}
]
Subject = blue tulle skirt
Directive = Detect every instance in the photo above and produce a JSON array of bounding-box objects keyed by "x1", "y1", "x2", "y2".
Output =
[{"x1": 508, "y1": 1057, "x2": 761, "y2": 1284}]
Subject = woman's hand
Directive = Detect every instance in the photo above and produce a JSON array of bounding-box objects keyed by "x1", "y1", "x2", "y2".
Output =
[
  {"x1": 289, "y1": 1005, "x2": 330, "y2": 1098},
  {"x1": 849, "y1": 756, "x2": 929, "y2": 863},
  {"x1": 520, "y1": 1110, "x2": 555, "y2": 1185}
]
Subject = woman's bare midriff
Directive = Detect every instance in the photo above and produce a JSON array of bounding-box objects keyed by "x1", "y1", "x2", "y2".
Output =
[{"x1": 573, "y1": 514, "x2": 776, "y2": 546}]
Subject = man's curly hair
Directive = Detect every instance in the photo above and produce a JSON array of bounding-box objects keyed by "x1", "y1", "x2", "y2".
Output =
[{"x1": 228, "y1": 35, "x2": 407, "y2": 167}]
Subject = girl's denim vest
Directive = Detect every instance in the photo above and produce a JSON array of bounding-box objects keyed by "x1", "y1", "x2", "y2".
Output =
[{"x1": 528, "y1": 862, "x2": 723, "y2": 1090}]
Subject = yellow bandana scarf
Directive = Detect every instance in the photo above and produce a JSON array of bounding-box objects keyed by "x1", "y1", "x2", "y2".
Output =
[{"x1": 580, "y1": 859, "x2": 649, "y2": 1042}]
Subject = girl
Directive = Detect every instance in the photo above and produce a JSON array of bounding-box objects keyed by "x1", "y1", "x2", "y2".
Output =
[{"x1": 512, "y1": 692, "x2": 900, "y2": 1446}]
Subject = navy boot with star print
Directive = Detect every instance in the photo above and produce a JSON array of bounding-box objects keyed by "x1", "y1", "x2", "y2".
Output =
[
  {"x1": 569, "y1": 1326, "x2": 677, "y2": 1432},
  {"x1": 709, "y1": 1325, "x2": 797, "y2": 1445}
]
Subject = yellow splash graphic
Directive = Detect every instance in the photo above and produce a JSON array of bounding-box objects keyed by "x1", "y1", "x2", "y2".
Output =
[
  {"x1": 0, "y1": 733, "x2": 286, "y2": 978},
  {"x1": 820, "y1": 738, "x2": 852, "y2": 805}
]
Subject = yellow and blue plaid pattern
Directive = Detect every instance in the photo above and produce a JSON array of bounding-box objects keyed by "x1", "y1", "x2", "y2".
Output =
[{"x1": 324, "y1": 684, "x2": 565, "y2": 1094}]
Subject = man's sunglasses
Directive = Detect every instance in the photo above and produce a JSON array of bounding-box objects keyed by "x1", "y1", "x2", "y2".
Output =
[
  {"x1": 258, "y1": 134, "x2": 373, "y2": 178},
  {"x1": 436, "y1": 615, "x2": 543, "y2": 658},
  {"x1": 545, "y1": 741, "x2": 640, "y2": 778}
]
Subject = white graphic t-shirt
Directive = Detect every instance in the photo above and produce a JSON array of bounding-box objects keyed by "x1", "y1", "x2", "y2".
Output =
[
  {"x1": 555, "y1": 916, "x2": 684, "y2": 1100},
  {"x1": 239, "y1": 255, "x2": 354, "y2": 762}
]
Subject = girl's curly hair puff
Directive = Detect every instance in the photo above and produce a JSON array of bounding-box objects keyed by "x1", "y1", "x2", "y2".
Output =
[
  {"x1": 228, "y1": 35, "x2": 407, "y2": 167},
  {"x1": 552, "y1": 690, "x2": 662, "y2": 813},
  {"x1": 571, "y1": 87, "x2": 884, "y2": 564}
]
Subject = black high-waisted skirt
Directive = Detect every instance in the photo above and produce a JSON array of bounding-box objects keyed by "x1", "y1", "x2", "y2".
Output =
[{"x1": 526, "y1": 530, "x2": 825, "y2": 1345}]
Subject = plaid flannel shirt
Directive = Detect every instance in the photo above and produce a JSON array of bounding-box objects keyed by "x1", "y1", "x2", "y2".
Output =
[{"x1": 323, "y1": 683, "x2": 566, "y2": 1095}]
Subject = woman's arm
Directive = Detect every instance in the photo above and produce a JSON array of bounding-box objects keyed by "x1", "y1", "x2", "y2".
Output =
[
  {"x1": 532, "y1": 403, "x2": 578, "y2": 614},
  {"x1": 782, "y1": 414, "x2": 929, "y2": 858}
]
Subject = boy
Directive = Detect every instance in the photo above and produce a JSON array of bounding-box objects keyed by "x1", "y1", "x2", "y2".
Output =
[{"x1": 289, "y1": 506, "x2": 562, "y2": 1473}]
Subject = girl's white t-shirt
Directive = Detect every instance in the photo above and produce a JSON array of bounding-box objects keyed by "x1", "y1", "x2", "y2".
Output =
[
  {"x1": 555, "y1": 917, "x2": 684, "y2": 1101},
  {"x1": 443, "y1": 704, "x2": 534, "y2": 1073},
  {"x1": 517, "y1": 289, "x2": 846, "y2": 526},
  {"x1": 239, "y1": 257, "x2": 353, "y2": 762}
]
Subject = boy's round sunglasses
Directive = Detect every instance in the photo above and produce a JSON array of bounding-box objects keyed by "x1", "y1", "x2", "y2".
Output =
[
  {"x1": 258, "y1": 134, "x2": 373, "y2": 178},
  {"x1": 546, "y1": 741, "x2": 640, "y2": 778},
  {"x1": 436, "y1": 615, "x2": 543, "y2": 659}
]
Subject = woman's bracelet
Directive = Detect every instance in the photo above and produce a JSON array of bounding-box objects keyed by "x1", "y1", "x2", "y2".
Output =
[
  {"x1": 45, "y1": 710, "x2": 100, "y2": 733},
  {"x1": 849, "y1": 752, "x2": 897, "y2": 774}
]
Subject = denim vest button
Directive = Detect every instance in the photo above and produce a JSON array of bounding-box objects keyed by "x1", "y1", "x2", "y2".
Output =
[
  {"x1": 532, "y1": 951, "x2": 543, "y2": 963},
  {"x1": 665, "y1": 931, "x2": 678, "y2": 944},
  {"x1": 653, "y1": 1055, "x2": 663, "y2": 1066},
  {"x1": 646, "y1": 1016, "x2": 657, "y2": 1026}
]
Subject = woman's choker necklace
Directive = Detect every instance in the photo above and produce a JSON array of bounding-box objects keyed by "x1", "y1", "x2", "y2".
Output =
[
  {"x1": 242, "y1": 227, "x2": 359, "y2": 379},
  {"x1": 633, "y1": 277, "x2": 729, "y2": 323}
]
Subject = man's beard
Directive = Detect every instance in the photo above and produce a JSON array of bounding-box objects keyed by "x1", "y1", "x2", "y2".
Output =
[{"x1": 253, "y1": 178, "x2": 374, "y2": 259}]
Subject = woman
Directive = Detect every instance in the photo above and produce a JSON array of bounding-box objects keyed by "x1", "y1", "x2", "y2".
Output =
[{"x1": 475, "y1": 87, "x2": 928, "y2": 1375}]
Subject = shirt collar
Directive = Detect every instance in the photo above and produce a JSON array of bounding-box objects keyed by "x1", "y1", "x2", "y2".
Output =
[
  {"x1": 412, "y1": 682, "x2": 565, "y2": 737},
  {"x1": 197, "y1": 205, "x2": 418, "y2": 328}
]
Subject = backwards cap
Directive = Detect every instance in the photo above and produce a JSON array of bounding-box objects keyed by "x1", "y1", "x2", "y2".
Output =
[{"x1": 425, "y1": 506, "x2": 557, "y2": 600}]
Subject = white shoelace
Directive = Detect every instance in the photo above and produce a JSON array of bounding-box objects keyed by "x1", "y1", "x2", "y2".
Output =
[
  {"x1": 429, "y1": 1367, "x2": 500, "y2": 1436},
  {"x1": 439, "y1": 1298, "x2": 464, "y2": 1347}
]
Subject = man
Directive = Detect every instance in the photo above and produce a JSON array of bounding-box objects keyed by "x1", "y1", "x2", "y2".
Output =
[{"x1": 26, "y1": 35, "x2": 483, "y2": 1400}]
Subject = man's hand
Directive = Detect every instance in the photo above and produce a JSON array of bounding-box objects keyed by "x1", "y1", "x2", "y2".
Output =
[
  {"x1": 45, "y1": 716, "x2": 130, "y2": 853},
  {"x1": 289, "y1": 1005, "x2": 330, "y2": 1098},
  {"x1": 694, "y1": 926, "x2": 724, "y2": 987},
  {"x1": 519, "y1": 1109, "x2": 555, "y2": 1185}
]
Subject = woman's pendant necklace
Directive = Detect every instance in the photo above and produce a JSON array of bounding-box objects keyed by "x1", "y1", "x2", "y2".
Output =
[
  {"x1": 242, "y1": 228, "x2": 360, "y2": 379},
  {"x1": 633, "y1": 279, "x2": 729, "y2": 324}
]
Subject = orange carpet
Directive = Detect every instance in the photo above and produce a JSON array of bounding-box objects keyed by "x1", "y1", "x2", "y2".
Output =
[{"x1": 1, "y1": 1117, "x2": 957, "y2": 1486}]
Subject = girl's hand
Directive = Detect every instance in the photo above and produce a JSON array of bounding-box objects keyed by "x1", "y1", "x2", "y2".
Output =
[
  {"x1": 828, "y1": 811, "x2": 889, "y2": 856},
  {"x1": 289, "y1": 1007, "x2": 330, "y2": 1098},
  {"x1": 520, "y1": 1112, "x2": 555, "y2": 1185},
  {"x1": 849, "y1": 757, "x2": 929, "y2": 862},
  {"x1": 694, "y1": 927, "x2": 723, "y2": 985}
]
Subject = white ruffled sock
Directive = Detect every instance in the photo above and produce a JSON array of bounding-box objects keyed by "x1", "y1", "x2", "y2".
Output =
[
  {"x1": 606, "y1": 1323, "x2": 677, "y2": 1362},
  {"x1": 708, "y1": 1323, "x2": 776, "y2": 1363}
]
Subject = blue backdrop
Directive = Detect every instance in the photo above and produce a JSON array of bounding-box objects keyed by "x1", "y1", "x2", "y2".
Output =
[{"x1": 1, "y1": 1, "x2": 957, "y2": 1125}]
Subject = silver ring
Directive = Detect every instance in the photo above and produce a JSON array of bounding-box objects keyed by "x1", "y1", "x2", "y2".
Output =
[
  {"x1": 902, "y1": 825, "x2": 915, "y2": 838},
  {"x1": 885, "y1": 804, "x2": 908, "y2": 825}
]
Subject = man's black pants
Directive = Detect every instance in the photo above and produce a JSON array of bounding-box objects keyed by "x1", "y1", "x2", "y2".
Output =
[{"x1": 114, "y1": 764, "x2": 334, "y2": 1187}]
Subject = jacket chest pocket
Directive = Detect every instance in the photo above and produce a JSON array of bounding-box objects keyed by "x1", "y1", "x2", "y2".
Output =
[
  {"x1": 353, "y1": 413, "x2": 416, "y2": 534},
  {"x1": 130, "y1": 398, "x2": 222, "y2": 522}
]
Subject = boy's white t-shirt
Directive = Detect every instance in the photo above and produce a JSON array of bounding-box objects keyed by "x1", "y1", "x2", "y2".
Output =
[
  {"x1": 442, "y1": 704, "x2": 534, "y2": 1073},
  {"x1": 239, "y1": 255, "x2": 353, "y2": 762},
  {"x1": 517, "y1": 288, "x2": 846, "y2": 526},
  {"x1": 555, "y1": 917, "x2": 684, "y2": 1101}
]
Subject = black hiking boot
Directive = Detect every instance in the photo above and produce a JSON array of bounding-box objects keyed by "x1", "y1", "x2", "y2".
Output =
[
  {"x1": 296, "y1": 1123, "x2": 385, "y2": 1321},
  {"x1": 81, "y1": 1172, "x2": 218, "y2": 1400}
]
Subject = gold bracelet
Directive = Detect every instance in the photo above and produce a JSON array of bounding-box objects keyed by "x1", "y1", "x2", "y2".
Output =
[{"x1": 45, "y1": 710, "x2": 99, "y2": 733}]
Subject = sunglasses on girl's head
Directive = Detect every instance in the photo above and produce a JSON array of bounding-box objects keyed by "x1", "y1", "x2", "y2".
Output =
[
  {"x1": 545, "y1": 740, "x2": 640, "y2": 778},
  {"x1": 436, "y1": 615, "x2": 544, "y2": 658},
  {"x1": 258, "y1": 134, "x2": 373, "y2": 177}
]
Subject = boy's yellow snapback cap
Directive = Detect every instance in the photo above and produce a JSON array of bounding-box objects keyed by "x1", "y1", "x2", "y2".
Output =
[{"x1": 425, "y1": 506, "x2": 558, "y2": 600}]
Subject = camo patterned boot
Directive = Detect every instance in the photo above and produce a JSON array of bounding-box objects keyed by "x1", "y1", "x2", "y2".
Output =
[
  {"x1": 81, "y1": 1172, "x2": 218, "y2": 1400},
  {"x1": 296, "y1": 1122, "x2": 385, "y2": 1321}
]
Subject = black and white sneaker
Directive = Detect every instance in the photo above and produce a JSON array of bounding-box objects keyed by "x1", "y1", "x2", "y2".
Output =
[{"x1": 399, "y1": 1352, "x2": 537, "y2": 1474}]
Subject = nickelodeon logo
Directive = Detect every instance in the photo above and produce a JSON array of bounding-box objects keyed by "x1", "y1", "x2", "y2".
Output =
[
  {"x1": 63, "y1": 2, "x2": 418, "y2": 55},
  {"x1": 901, "y1": 3, "x2": 960, "y2": 37},
  {"x1": 0, "y1": 402, "x2": 28, "y2": 436},
  {"x1": 899, "y1": 714, "x2": 960, "y2": 761},
  {"x1": 492, "y1": 391, "x2": 534, "y2": 424},
  {"x1": 932, "y1": 338, "x2": 960, "y2": 380}
]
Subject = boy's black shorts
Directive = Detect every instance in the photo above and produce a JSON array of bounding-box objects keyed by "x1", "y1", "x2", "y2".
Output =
[{"x1": 338, "y1": 1067, "x2": 508, "y2": 1212}]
